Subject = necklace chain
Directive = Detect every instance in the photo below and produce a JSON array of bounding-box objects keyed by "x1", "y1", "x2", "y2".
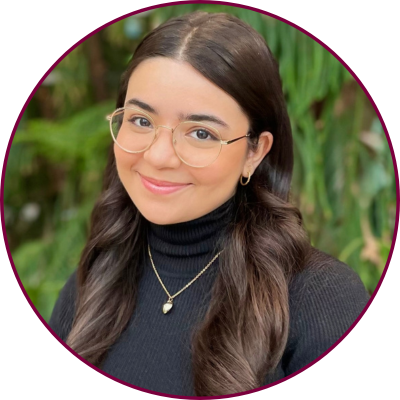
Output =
[{"x1": 147, "y1": 244, "x2": 223, "y2": 310}]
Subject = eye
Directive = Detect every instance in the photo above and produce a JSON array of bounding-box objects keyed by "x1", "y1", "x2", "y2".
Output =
[
  {"x1": 127, "y1": 115, "x2": 153, "y2": 128},
  {"x1": 187, "y1": 128, "x2": 219, "y2": 141}
]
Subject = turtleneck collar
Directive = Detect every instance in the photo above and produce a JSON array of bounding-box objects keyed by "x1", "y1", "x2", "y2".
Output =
[{"x1": 145, "y1": 196, "x2": 234, "y2": 277}]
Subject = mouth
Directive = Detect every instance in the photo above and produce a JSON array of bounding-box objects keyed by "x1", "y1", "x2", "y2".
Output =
[{"x1": 138, "y1": 172, "x2": 192, "y2": 195}]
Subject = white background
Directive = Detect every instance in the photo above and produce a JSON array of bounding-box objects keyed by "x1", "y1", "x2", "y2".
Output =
[{"x1": 1, "y1": 0, "x2": 398, "y2": 399}]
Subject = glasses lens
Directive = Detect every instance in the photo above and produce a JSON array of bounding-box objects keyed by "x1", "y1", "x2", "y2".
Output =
[
  {"x1": 173, "y1": 122, "x2": 221, "y2": 167},
  {"x1": 111, "y1": 108, "x2": 155, "y2": 152}
]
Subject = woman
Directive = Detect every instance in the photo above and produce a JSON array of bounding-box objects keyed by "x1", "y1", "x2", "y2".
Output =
[{"x1": 49, "y1": 11, "x2": 370, "y2": 396}]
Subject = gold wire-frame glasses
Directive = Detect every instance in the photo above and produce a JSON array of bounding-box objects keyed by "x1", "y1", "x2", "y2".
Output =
[{"x1": 107, "y1": 106, "x2": 251, "y2": 168}]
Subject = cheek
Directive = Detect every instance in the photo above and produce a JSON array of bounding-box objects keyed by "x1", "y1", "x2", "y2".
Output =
[
  {"x1": 114, "y1": 144, "x2": 140, "y2": 175},
  {"x1": 192, "y1": 148, "x2": 245, "y2": 189}
]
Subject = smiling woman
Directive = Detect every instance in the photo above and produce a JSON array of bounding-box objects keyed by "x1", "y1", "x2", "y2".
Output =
[{"x1": 48, "y1": 10, "x2": 370, "y2": 397}]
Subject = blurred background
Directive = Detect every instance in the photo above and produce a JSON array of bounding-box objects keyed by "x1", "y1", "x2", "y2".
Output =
[{"x1": 3, "y1": 4, "x2": 396, "y2": 321}]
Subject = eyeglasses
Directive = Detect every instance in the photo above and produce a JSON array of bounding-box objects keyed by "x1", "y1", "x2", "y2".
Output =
[{"x1": 107, "y1": 107, "x2": 250, "y2": 168}]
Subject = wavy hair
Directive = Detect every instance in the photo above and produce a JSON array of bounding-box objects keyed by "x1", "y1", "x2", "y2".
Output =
[{"x1": 66, "y1": 11, "x2": 311, "y2": 395}]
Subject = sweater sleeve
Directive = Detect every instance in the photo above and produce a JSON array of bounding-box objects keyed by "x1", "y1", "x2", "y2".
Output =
[
  {"x1": 48, "y1": 269, "x2": 78, "y2": 342},
  {"x1": 282, "y1": 250, "x2": 370, "y2": 376}
]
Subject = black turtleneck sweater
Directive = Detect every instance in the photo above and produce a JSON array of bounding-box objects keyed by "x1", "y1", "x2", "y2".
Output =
[{"x1": 48, "y1": 197, "x2": 370, "y2": 396}]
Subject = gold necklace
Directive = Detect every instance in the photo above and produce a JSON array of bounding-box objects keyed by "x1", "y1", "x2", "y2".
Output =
[{"x1": 147, "y1": 244, "x2": 223, "y2": 314}]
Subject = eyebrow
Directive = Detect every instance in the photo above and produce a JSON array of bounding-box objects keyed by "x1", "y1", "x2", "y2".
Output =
[{"x1": 124, "y1": 98, "x2": 230, "y2": 129}]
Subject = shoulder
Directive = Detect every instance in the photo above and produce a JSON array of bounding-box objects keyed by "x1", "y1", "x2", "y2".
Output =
[
  {"x1": 289, "y1": 247, "x2": 370, "y2": 314},
  {"x1": 283, "y1": 247, "x2": 370, "y2": 375},
  {"x1": 48, "y1": 269, "x2": 78, "y2": 341}
]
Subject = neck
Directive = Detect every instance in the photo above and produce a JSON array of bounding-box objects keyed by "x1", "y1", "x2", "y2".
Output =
[{"x1": 146, "y1": 197, "x2": 234, "y2": 278}]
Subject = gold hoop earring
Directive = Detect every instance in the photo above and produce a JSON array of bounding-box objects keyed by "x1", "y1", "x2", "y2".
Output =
[{"x1": 240, "y1": 170, "x2": 252, "y2": 186}]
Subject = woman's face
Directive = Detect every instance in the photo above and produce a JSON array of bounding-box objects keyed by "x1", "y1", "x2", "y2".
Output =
[{"x1": 114, "y1": 57, "x2": 272, "y2": 225}]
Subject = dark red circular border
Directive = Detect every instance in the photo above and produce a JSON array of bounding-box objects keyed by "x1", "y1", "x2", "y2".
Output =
[{"x1": 1, "y1": 1, "x2": 398, "y2": 399}]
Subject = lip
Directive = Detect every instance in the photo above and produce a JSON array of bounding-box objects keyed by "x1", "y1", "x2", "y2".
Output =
[{"x1": 138, "y1": 172, "x2": 192, "y2": 195}]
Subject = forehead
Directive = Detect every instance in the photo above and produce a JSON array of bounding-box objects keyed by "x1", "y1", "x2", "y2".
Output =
[{"x1": 125, "y1": 57, "x2": 249, "y2": 128}]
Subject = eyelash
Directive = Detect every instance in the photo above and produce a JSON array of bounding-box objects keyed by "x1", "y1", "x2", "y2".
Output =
[
  {"x1": 187, "y1": 128, "x2": 219, "y2": 141},
  {"x1": 128, "y1": 116, "x2": 152, "y2": 128}
]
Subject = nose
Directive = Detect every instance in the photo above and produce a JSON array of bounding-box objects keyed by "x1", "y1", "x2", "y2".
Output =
[{"x1": 142, "y1": 126, "x2": 182, "y2": 169}]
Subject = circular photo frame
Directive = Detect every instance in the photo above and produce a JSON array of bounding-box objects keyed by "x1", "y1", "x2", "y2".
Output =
[{"x1": 1, "y1": 1, "x2": 398, "y2": 398}]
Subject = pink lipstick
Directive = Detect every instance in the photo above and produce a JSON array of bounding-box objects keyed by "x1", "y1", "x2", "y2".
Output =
[{"x1": 139, "y1": 173, "x2": 192, "y2": 195}]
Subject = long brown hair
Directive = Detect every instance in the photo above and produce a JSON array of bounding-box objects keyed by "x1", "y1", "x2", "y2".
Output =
[{"x1": 66, "y1": 11, "x2": 311, "y2": 395}]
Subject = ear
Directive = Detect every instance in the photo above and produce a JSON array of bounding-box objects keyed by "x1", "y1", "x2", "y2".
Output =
[{"x1": 241, "y1": 131, "x2": 273, "y2": 177}]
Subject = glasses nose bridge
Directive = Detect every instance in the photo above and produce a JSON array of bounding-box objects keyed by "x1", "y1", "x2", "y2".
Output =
[
  {"x1": 152, "y1": 124, "x2": 179, "y2": 152},
  {"x1": 155, "y1": 124, "x2": 175, "y2": 136}
]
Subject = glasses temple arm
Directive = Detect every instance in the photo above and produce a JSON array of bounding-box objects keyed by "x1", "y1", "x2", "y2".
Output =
[{"x1": 221, "y1": 133, "x2": 251, "y2": 145}]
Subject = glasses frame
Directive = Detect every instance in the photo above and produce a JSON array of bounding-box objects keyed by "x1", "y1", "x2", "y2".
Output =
[{"x1": 107, "y1": 106, "x2": 251, "y2": 168}]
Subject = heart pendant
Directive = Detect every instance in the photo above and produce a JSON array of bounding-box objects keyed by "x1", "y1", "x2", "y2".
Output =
[{"x1": 162, "y1": 298, "x2": 173, "y2": 314}]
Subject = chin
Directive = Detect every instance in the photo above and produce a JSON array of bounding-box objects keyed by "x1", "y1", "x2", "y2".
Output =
[
  {"x1": 135, "y1": 203, "x2": 186, "y2": 225},
  {"x1": 142, "y1": 215, "x2": 176, "y2": 225}
]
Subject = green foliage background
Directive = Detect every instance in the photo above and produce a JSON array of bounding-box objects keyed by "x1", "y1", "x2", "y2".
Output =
[{"x1": 4, "y1": 4, "x2": 396, "y2": 321}]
